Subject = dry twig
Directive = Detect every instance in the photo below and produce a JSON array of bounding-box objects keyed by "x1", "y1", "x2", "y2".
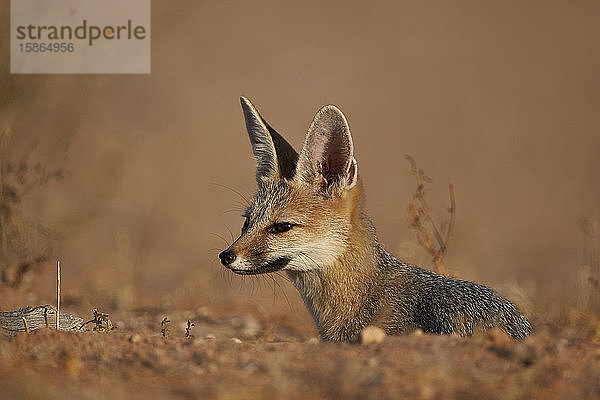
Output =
[
  {"x1": 79, "y1": 308, "x2": 115, "y2": 332},
  {"x1": 406, "y1": 155, "x2": 456, "y2": 276},
  {"x1": 185, "y1": 319, "x2": 195, "y2": 339},
  {"x1": 161, "y1": 317, "x2": 170, "y2": 338}
]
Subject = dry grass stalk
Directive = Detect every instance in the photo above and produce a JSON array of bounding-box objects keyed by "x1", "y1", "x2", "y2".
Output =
[
  {"x1": 405, "y1": 155, "x2": 456, "y2": 276},
  {"x1": 56, "y1": 260, "x2": 61, "y2": 330}
]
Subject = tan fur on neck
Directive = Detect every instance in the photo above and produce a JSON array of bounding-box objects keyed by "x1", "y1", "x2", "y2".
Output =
[{"x1": 287, "y1": 182, "x2": 381, "y2": 341}]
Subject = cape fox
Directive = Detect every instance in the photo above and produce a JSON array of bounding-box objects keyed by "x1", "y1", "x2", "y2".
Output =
[{"x1": 219, "y1": 97, "x2": 532, "y2": 342}]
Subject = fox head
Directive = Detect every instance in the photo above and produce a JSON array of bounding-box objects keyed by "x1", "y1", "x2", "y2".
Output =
[{"x1": 219, "y1": 97, "x2": 362, "y2": 275}]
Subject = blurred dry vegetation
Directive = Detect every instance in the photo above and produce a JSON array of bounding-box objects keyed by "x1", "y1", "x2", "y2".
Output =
[
  {"x1": 0, "y1": 128, "x2": 64, "y2": 286},
  {"x1": 1, "y1": 1, "x2": 600, "y2": 399},
  {"x1": 405, "y1": 154, "x2": 455, "y2": 276}
]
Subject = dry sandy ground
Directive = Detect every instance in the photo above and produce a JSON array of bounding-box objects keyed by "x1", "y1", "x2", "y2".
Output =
[{"x1": 1, "y1": 306, "x2": 599, "y2": 400}]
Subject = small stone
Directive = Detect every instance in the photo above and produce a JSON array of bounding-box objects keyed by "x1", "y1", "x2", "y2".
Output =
[
  {"x1": 207, "y1": 363, "x2": 218, "y2": 372},
  {"x1": 196, "y1": 306, "x2": 212, "y2": 318},
  {"x1": 243, "y1": 363, "x2": 257, "y2": 373},
  {"x1": 240, "y1": 315, "x2": 262, "y2": 338},
  {"x1": 128, "y1": 334, "x2": 141, "y2": 343},
  {"x1": 205, "y1": 333, "x2": 216, "y2": 340},
  {"x1": 231, "y1": 337, "x2": 242, "y2": 344},
  {"x1": 360, "y1": 326, "x2": 386, "y2": 345},
  {"x1": 412, "y1": 328, "x2": 424, "y2": 336},
  {"x1": 555, "y1": 338, "x2": 568, "y2": 354}
]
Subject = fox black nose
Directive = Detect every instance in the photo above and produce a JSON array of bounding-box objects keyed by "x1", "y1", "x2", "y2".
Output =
[{"x1": 219, "y1": 250, "x2": 236, "y2": 266}]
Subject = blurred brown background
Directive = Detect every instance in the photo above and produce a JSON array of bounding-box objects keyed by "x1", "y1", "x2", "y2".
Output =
[{"x1": 1, "y1": 1, "x2": 599, "y2": 332}]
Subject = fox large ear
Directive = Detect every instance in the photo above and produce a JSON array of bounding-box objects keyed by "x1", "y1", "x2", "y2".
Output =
[
  {"x1": 240, "y1": 96, "x2": 298, "y2": 182},
  {"x1": 296, "y1": 105, "x2": 358, "y2": 194}
]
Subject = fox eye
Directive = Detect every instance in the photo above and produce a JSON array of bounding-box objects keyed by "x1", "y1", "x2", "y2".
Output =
[
  {"x1": 242, "y1": 218, "x2": 249, "y2": 232},
  {"x1": 268, "y1": 222, "x2": 295, "y2": 234}
]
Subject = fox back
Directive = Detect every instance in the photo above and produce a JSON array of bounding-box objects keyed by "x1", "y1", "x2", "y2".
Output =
[{"x1": 219, "y1": 97, "x2": 532, "y2": 342}]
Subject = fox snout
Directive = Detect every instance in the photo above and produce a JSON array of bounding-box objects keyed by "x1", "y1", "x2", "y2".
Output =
[
  {"x1": 219, "y1": 249, "x2": 236, "y2": 266},
  {"x1": 219, "y1": 242, "x2": 293, "y2": 275}
]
